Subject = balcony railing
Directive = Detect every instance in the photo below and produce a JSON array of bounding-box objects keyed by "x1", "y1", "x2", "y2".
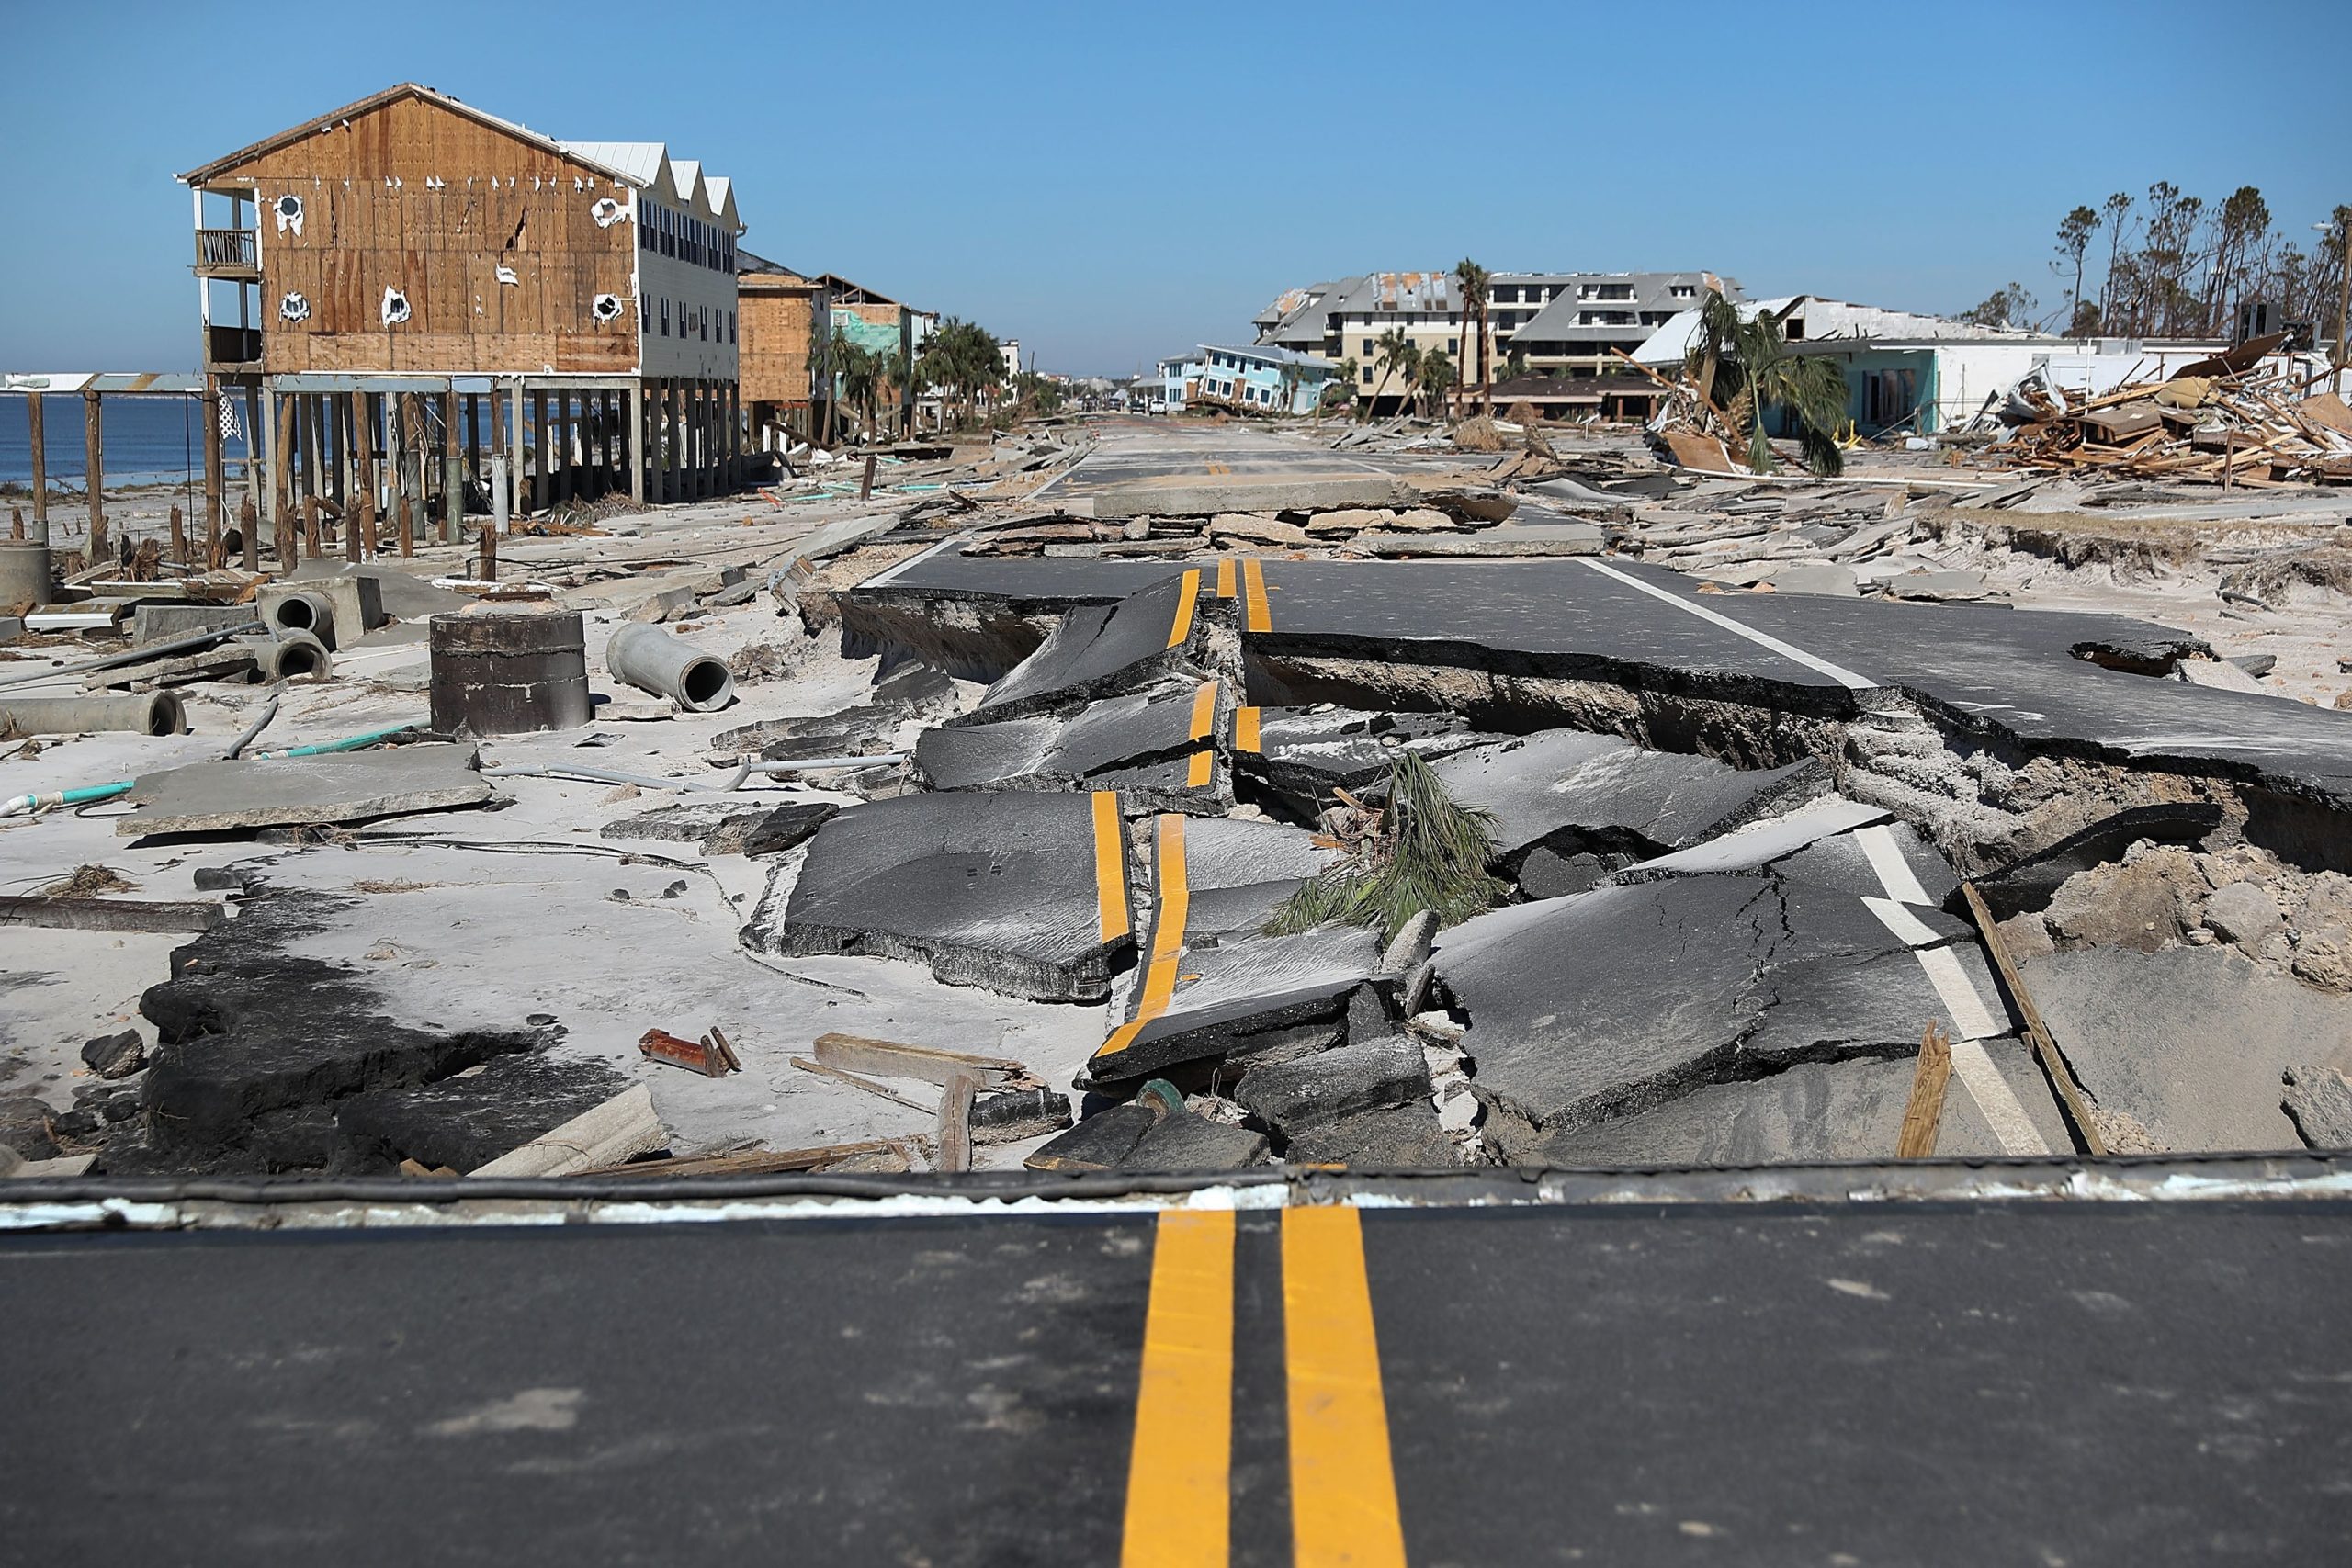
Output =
[
  {"x1": 196, "y1": 228, "x2": 258, "y2": 271},
  {"x1": 206, "y1": 324, "x2": 263, "y2": 367}
]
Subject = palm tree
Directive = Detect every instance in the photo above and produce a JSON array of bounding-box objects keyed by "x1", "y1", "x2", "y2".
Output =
[
  {"x1": 1453, "y1": 258, "x2": 1492, "y2": 417},
  {"x1": 1325, "y1": 357, "x2": 1359, "y2": 420},
  {"x1": 1365, "y1": 328, "x2": 1419, "y2": 421},
  {"x1": 1685, "y1": 289, "x2": 1849, "y2": 476},
  {"x1": 1414, "y1": 350, "x2": 1457, "y2": 418}
]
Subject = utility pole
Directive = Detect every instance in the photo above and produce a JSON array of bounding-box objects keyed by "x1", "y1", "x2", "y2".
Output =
[{"x1": 2335, "y1": 219, "x2": 2351, "y2": 396}]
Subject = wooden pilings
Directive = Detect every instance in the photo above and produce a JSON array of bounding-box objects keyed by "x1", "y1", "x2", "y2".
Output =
[
  {"x1": 83, "y1": 389, "x2": 106, "y2": 559},
  {"x1": 25, "y1": 391, "x2": 47, "y2": 545}
]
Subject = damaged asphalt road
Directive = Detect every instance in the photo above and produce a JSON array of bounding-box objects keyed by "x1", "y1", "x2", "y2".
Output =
[{"x1": 8, "y1": 416, "x2": 2352, "y2": 1186}]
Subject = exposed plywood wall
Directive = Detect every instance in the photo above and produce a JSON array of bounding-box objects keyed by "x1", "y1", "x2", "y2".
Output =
[
  {"x1": 218, "y1": 95, "x2": 637, "y2": 375},
  {"x1": 739, "y1": 286, "x2": 816, "y2": 404}
]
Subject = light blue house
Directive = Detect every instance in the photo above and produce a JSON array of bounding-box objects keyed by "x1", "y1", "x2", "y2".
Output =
[{"x1": 1192, "y1": 344, "x2": 1337, "y2": 414}]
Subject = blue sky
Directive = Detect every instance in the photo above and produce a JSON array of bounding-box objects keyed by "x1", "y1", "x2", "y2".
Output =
[{"x1": 4, "y1": 0, "x2": 2344, "y2": 377}]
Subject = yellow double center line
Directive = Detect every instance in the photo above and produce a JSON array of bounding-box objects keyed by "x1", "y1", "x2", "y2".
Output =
[{"x1": 1122, "y1": 1203, "x2": 1407, "y2": 1568}]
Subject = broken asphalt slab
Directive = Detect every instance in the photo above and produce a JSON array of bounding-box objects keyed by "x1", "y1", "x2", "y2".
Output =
[
  {"x1": 1423, "y1": 728, "x2": 1828, "y2": 892},
  {"x1": 914, "y1": 681, "x2": 1218, "y2": 798},
  {"x1": 120, "y1": 886, "x2": 560, "y2": 1173},
  {"x1": 1433, "y1": 866, "x2": 2020, "y2": 1159},
  {"x1": 859, "y1": 548, "x2": 2352, "y2": 837},
  {"x1": 115, "y1": 743, "x2": 490, "y2": 837},
  {"x1": 744, "y1": 790, "x2": 1134, "y2": 1003},
  {"x1": 957, "y1": 569, "x2": 1216, "y2": 724}
]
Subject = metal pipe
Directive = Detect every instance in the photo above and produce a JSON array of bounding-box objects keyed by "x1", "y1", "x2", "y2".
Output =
[
  {"x1": 232, "y1": 631, "x2": 331, "y2": 683},
  {"x1": 0, "y1": 619, "x2": 266, "y2": 690},
  {"x1": 220, "y1": 693, "x2": 281, "y2": 759},
  {"x1": 266, "y1": 590, "x2": 339, "y2": 648},
  {"x1": 0, "y1": 691, "x2": 185, "y2": 737},
  {"x1": 604, "y1": 623, "x2": 736, "y2": 713}
]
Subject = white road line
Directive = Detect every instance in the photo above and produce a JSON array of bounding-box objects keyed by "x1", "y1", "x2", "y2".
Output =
[
  {"x1": 1576, "y1": 558, "x2": 1877, "y2": 691},
  {"x1": 1860, "y1": 894, "x2": 1942, "y2": 949},
  {"x1": 1855, "y1": 836, "x2": 2052, "y2": 1156},
  {"x1": 1948, "y1": 1038, "x2": 2051, "y2": 1156},
  {"x1": 1911, "y1": 943, "x2": 2009, "y2": 1043},
  {"x1": 1855, "y1": 825, "x2": 1933, "y2": 906}
]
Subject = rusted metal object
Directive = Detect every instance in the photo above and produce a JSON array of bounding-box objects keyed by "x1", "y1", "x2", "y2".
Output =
[
  {"x1": 428, "y1": 609, "x2": 590, "y2": 737},
  {"x1": 638, "y1": 1026, "x2": 742, "y2": 1078}
]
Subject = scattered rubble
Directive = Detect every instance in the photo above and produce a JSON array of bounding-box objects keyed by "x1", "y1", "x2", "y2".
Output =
[{"x1": 6, "y1": 409, "x2": 2352, "y2": 1180}]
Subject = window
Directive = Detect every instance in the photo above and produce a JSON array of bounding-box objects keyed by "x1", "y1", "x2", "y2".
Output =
[
  {"x1": 1362, "y1": 338, "x2": 1374, "y2": 355},
  {"x1": 1670, "y1": 284, "x2": 1696, "y2": 299},
  {"x1": 660, "y1": 297, "x2": 669, "y2": 336},
  {"x1": 1446, "y1": 338, "x2": 1458, "y2": 354},
  {"x1": 1362, "y1": 367, "x2": 1374, "y2": 384},
  {"x1": 729, "y1": 310, "x2": 736, "y2": 344}
]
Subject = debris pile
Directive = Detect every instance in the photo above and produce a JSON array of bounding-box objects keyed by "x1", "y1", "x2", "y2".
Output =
[{"x1": 1992, "y1": 372, "x2": 2352, "y2": 484}]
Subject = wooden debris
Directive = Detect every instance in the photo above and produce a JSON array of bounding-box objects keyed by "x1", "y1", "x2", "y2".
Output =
[
  {"x1": 789, "y1": 1055, "x2": 933, "y2": 1112},
  {"x1": 936, "y1": 1069, "x2": 980, "y2": 1174},
  {"x1": 1960, "y1": 882, "x2": 2109, "y2": 1156},
  {"x1": 809, "y1": 1031, "x2": 1027, "y2": 1089},
  {"x1": 1897, "y1": 1021, "x2": 1952, "y2": 1158},
  {"x1": 1993, "y1": 366, "x2": 2352, "y2": 484}
]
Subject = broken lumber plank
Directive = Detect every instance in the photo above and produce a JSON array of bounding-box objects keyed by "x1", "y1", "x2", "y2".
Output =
[
  {"x1": 0, "y1": 895, "x2": 224, "y2": 933},
  {"x1": 809, "y1": 1031, "x2": 1025, "y2": 1089},
  {"x1": 936, "y1": 1069, "x2": 980, "y2": 1175},
  {"x1": 789, "y1": 1055, "x2": 933, "y2": 1112},
  {"x1": 1897, "y1": 1021, "x2": 1952, "y2": 1158},
  {"x1": 585, "y1": 1139, "x2": 910, "y2": 1178},
  {"x1": 470, "y1": 1084, "x2": 665, "y2": 1177},
  {"x1": 1960, "y1": 882, "x2": 2109, "y2": 1156}
]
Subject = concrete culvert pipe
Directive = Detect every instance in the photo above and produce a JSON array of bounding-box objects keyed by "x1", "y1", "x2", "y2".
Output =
[
  {"x1": 267, "y1": 591, "x2": 340, "y2": 649},
  {"x1": 0, "y1": 691, "x2": 185, "y2": 737},
  {"x1": 605, "y1": 623, "x2": 736, "y2": 713},
  {"x1": 235, "y1": 631, "x2": 333, "y2": 683}
]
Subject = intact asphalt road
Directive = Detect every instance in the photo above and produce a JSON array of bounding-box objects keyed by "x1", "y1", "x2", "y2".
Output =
[{"x1": 6, "y1": 1199, "x2": 2348, "y2": 1563}]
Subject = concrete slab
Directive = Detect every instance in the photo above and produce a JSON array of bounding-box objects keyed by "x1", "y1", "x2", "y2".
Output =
[
  {"x1": 744, "y1": 790, "x2": 1133, "y2": 1003},
  {"x1": 1348, "y1": 522, "x2": 1602, "y2": 558},
  {"x1": 116, "y1": 742, "x2": 491, "y2": 837},
  {"x1": 2022, "y1": 945, "x2": 2352, "y2": 1152}
]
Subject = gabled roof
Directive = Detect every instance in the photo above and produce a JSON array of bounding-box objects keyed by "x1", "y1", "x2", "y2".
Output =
[
  {"x1": 554, "y1": 140, "x2": 669, "y2": 186},
  {"x1": 180, "y1": 82, "x2": 743, "y2": 231}
]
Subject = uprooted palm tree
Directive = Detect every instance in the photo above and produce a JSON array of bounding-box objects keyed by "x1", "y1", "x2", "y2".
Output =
[
  {"x1": 1684, "y1": 289, "x2": 1849, "y2": 475},
  {"x1": 1363, "y1": 328, "x2": 1419, "y2": 421},
  {"x1": 1265, "y1": 750, "x2": 1506, "y2": 942}
]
